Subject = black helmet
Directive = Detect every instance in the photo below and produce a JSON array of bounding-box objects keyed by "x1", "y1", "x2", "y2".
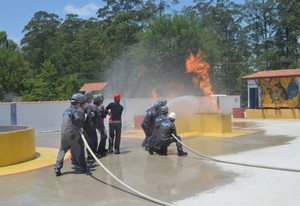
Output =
[
  {"x1": 71, "y1": 93, "x2": 86, "y2": 104},
  {"x1": 84, "y1": 90, "x2": 93, "y2": 98},
  {"x1": 153, "y1": 102, "x2": 161, "y2": 110},
  {"x1": 93, "y1": 94, "x2": 104, "y2": 102},
  {"x1": 161, "y1": 105, "x2": 169, "y2": 114},
  {"x1": 157, "y1": 99, "x2": 167, "y2": 107}
]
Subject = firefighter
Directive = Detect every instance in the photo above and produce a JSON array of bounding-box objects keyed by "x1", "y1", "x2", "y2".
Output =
[
  {"x1": 148, "y1": 105, "x2": 169, "y2": 153},
  {"x1": 54, "y1": 93, "x2": 89, "y2": 176},
  {"x1": 82, "y1": 91, "x2": 98, "y2": 160},
  {"x1": 141, "y1": 102, "x2": 161, "y2": 149},
  {"x1": 152, "y1": 112, "x2": 188, "y2": 156},
  {"x1": 157, "y1": 99, "x2": 167, "y2": 107},
  {"x1": 93, "y1": 94, "x2": 108, "y2": 157},
  {"x1": 106, "y1": 93, "x2": 123, "y2": 154}
]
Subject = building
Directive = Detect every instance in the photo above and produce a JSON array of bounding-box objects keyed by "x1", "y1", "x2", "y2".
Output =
[
  {"x1": 242, "y1": 69, "x2": 300, "y2": 119},
  {"x1": 79, "y1": 82, "x2": 108, "y2": 94}
]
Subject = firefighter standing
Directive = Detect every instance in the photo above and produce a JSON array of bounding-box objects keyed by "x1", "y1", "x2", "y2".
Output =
[
  {"x1": 54, "y1": 93, "x2": 89, "y2": 176},
  {"x1": 148, "y1": 105, "x2": 169, "y2": 154},
  {"x1": 106, "y1": 93, "x2": 123, "y2": 154},
  {"x1": 82, "y1": 91, "x2": 98, "y2": 160},
  {"x1": 93, "y1": 94, "x2": 108, "y2": 157},
  {"x1": 141, "y1": 102, "x2": 161, "y2": 149}
]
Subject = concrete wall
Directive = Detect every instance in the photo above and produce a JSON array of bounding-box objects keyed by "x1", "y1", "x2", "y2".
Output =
[
  {"x1": 0, "y1": 104, "x2": 10, "y2": 125},
  {"x1": 0, "y1": 95, "x2": 240, "y2": 132}
]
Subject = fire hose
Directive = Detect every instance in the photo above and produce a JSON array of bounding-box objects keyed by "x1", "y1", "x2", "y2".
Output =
[
  {"x1": 80, "y1": 132, "x2": 173, "y2": 206},
  {"x1": 171, "y1": 134, "x2": 300, "y2": 173}
]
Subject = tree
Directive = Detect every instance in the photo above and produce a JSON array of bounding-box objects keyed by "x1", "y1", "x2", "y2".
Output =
[
  {"x1": 243, "y1": 0, "x2": 277, "y2": 71},
  {"x1": 0, "y1": 34, "x2": 32, "y2": 101},
  {"x1": 21, "y1": 11, "x2": 61, "y2": 70},
  {"x1": 21, "y1": 60, "x2": 59, "y2": 101},
  {"x1": 274, "y1": 0, "x2": 300, "y2": 69}
]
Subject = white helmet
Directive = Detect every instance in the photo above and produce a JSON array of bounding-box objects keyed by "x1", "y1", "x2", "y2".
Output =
[{"x1": 169, "y1": 112, "x2": 176, "y2": 120}]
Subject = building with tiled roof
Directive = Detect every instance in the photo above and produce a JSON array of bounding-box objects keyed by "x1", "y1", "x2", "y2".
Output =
[
  {"x1": 243, "y1": 69, "x2": 300, "y2": 80},
  {"x1": 243, "y1": 69, "x2": 300, "y2": 110},
  {"x1": 79, "y1": 82, "x2": 108, "y2": 93}
]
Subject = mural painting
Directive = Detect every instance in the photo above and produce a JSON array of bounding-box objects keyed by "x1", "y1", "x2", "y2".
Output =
[{"x1": 259, "y1": 77, "x2": 300, "y2": 108}]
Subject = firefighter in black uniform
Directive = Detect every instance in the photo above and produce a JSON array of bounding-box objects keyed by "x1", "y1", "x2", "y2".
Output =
[
  {"x1": 82, "y1": 91, "x2": 98, "y2": 160},
  {"x1": 148, "y1": 105, "x2": 169, "y2": 154},
  {"x1": 152, "y1": 112, "x2": 188, "y2": 156},
  {"x1": 141, "y1": 102, "x2": 161, "y2": 149},
  {"x1": 93, "y1": 94, "x2": 108, "y2": 157}
]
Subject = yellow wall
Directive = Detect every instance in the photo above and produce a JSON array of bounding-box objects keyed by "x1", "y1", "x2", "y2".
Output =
[
  {"x1": 0, "y1": 127, "x2": 35, "y2": 167},
  {"x1": 245, "y1": 109, "x2": 300, "y2": 119},
  {"x1": 176, "y1": 113, "x2": 232, "y2": 134}
]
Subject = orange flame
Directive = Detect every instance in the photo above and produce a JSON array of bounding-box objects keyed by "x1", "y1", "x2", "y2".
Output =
[
  {"x1": 186, "y1": 51, "x2": 220, "y2": 112},
  {"x1": 151, "y1": 87, "x2": 158, "y2": 101}
]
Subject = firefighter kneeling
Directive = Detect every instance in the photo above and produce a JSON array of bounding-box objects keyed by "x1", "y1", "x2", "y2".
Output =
[{"x1": 149, "y1": 112, "x2": 188, "y2": 156}]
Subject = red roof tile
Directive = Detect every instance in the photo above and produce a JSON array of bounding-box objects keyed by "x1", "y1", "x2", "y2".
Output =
[
  {"x1": 242, "y1": 69, "x2": 300, "y2": 79},
  {"x1": 79, "y1": 82, "x2": 108, "y2": 92}
]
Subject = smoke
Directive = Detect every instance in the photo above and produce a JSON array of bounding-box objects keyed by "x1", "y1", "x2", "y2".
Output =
[
  {"x1": 168, "y1": 95, "x2": 220, "y2": 114},
  {"x1": 1, "y1": 92, "x2": 17, "y2": 102},
  {"x1": 104, "y1": 43, "x2": 199, "y2": 98}
]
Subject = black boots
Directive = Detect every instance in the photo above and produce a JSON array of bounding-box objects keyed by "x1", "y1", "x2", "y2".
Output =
[
  {"x1": 54, "y1": 168, "x2": 61, "y2": 176},
  {"x1": 177, "y1": 150, "x2": 188, "y2": 156}
]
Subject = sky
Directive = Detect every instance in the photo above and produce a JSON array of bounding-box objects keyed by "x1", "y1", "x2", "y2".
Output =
[{"x1": 0, "y1": 0, "x2": 243, "y2": 45}]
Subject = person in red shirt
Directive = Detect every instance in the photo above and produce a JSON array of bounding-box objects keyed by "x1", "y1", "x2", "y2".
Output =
[{"x1": 106, "y1": 93, "x2": 123, "y2": 154}]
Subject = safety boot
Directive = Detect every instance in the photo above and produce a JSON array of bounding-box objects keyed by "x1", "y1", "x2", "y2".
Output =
[
  {"x1": 109, "y1": 147, "x2": 113, "y2": 153},
  {"x1": 177, "y1": 150, "x2": 188, "y2": 156},
  {"x1": 148, "y1": 147, "x2": 154, "y2": 155},
  {"x1": 54, "y1": 168, "x2": 61, "y2": 176}
]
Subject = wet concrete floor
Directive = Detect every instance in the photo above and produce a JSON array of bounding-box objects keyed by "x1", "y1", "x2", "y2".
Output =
[{"x1": 0, "y1": 119, "x2": 299, "y2": 206}]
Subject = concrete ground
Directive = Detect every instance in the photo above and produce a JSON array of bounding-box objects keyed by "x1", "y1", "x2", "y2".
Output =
[{"x1": 0, "y1": 119, "x2": 300, "y2": 206}]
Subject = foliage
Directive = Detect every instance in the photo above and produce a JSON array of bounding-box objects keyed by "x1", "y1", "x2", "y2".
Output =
[{"x1": 0, "y1": 0, "x2": 299, "y2": 102}]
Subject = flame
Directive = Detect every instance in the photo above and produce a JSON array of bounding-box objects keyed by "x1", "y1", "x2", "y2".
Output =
[
  {"x1": 186, "y1": 51, "x2": 220, "y2": 112},
  {"x1": 151, "y1": 87, "x2": 158, "y2": 101}
]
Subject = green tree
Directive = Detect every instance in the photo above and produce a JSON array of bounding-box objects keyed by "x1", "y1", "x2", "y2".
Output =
[
  {"x1": 21, "y1": 11, "x2": 61, "y2": 70},
  {"x1": 21, "y1": 60, "x2": 59, "y2": 101},
  {"x1": 0, "y1": 32, "x2": 32, "y2": 101},
  {"x1": 243, "y1": 0, "x2": 277, "y2": 71},
  {"x1": 274, "y1": 0, "x2": 300, "y2": 69}
]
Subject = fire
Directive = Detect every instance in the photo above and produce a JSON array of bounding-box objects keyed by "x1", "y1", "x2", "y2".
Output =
[
  {"x1": 186, "y1": 51, "x2": 220, "y2": 112},
  {"x1": 151, "y1": 87, "x2": 158, "y2": 101}
]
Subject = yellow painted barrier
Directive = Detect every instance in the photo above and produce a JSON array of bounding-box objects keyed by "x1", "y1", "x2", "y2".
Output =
[
  {"x1": 176, "y1": 113, "x2": 232, "y2": 134},
  {"x1": 245, "y1": 109, "x2": 300, "y2": 119},
  {"x1": 0, "y1": 126, "x2": 35, "y2": 167}
]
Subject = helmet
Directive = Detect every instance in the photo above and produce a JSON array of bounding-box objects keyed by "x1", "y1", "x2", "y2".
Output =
[
  {"x1": 161, "y1": 105, "x2": 169, "y2": 114},
  {"x1": 153, "y1": 102, "x2": 161, "y2": 110},
  {"x1": 157, "y1": 99, "x2": 167, "y2": 107},
  {"x1": 169, "y1": 112, "x2": 176, "y2": 120},
  {"x1": 84, "y1": 90, "x2": 93, "y2": 98},
  {"x1": 93, "y1": 94, "x2": 104, "y2": 102},
  {"x1": 71, "y1": 93, "x2": 86, "y2": 104},
  {"x1": 114, "y1": 93, "x2": 121, "y2": 102},
  {"x1": 94, "y1": 94, "x2": 104, "y2": 102}
]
